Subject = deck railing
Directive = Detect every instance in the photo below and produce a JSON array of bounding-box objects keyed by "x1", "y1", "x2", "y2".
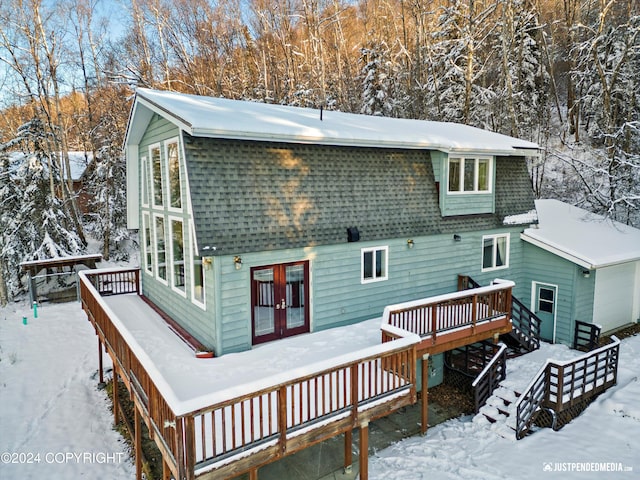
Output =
[
  {"x1": 515, "y1": 336, "x2": 620, "y2": 439},
  {"x1": 471, "y1": 343, "x2": 508, "y2": 413},
  {"x1": 79, "y1": 269, "x2": 182, "y2": 477},
  {"x1": 79, "y1": 269, "x2": 419, "y2": 480},
  {"x1": 383, "y1": 280, "x2": 513, "y2": 345},
  {"x1": 188, "y1": 336, "x2": 416, "y2": 473}
]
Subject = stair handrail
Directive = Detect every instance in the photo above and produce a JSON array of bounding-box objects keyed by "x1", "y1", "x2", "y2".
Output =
[
  {"x1": 515, "y1": 336, "x2": 621, "y2": 439},
  {"x1": 471, "y1": 342, "x2": 508, "y2": 413},
  {"x1": 515, "y1": 360, "x2": 549, "y2": 439},
  {"x1": 511, "y1": 296, "x2": 541, "y2": 351}
]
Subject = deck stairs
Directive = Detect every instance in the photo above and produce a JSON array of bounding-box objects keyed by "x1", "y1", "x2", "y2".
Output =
[{"x1": 473, "y1": 384, "x2": 522, "y2": 439}]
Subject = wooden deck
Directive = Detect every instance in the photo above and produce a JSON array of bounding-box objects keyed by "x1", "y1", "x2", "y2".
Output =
[{"x1": 79, "y1": 269, "x2": 514, "y2": 480}]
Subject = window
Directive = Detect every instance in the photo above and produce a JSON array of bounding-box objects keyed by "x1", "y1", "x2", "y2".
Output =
[
  {"x1": 141, "y1": 155, "x2": 149, "y2": 206},
  {"x1": 448, "y1": 157, "x2": 492, "y2": 193},
  {"x1": 142, "y1": 213, "x2": 153, "y2": 274},
  {"x1": 192, "y1": 252, "x2": 205, "y2": 307},
  {"x1": 361, "y1": 246, "x2": 388, "y2": 283},
  {"x1": 537, "y1": 287, "x2": 555, "y2": 314},
  {"x1": 150, "y1": 145, "x2": 164, "y2": 207},
  {"x1": 166, "y1": 139, "x2": 182, "y2": 209},
  {"x1": 482, "y1": 234, "x2": 509, "y2": 271},
  {"x1": 154, "y1": 215, "x2": 168, "y2": 283},
  {"x1": 170, "y1": 219, "x2": 185, "y2": 294}
]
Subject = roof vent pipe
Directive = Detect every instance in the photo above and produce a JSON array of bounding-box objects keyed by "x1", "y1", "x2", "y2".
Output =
[{"x1": 320, "y1": 106, "x2": 323, "y2": 121}]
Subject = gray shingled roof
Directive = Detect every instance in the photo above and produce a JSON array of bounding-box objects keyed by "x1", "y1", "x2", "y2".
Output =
[{"x1": 183, "y1": 135, "x2": 536, "y2": 255}]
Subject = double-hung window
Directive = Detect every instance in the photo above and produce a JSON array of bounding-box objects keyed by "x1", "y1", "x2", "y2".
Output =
[
  {"x1": 361, "y1": 246, "x2": 388, "y2": 283},
  {"x1": 142, "y1": 213, "x2": 153, "y2": 275},
  {"x1": 448, "y1": 157, "x2": 492, "y2": 193},
  {"x1": 482, "y1": 233, "x2": 509, "y2": 271}
]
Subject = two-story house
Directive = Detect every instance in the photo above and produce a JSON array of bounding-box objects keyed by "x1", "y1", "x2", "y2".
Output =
[
  {"x1": 87, "y1": 87, "x2": 640, "y2": 480},
  {"x1": 123, "y1": 88, "x2": 539, "y2": 360}
]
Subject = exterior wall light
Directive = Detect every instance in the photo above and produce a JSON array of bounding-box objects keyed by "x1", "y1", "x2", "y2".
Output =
[
  {"x1": 407, "y1": 239, "x2": 414, "y2": 249},
  {"x1": 582, "y1": 269, "x2": 590, "y2": 278},
  {"x1": 234, "y1": 256, "x2": 243, "y2": 270},
  {"x1": 202, "y1": 257, "x2": 212, "y2": 270},
  {"x1": 453, "y1": 234, "x2": 462, "y2": 242}
]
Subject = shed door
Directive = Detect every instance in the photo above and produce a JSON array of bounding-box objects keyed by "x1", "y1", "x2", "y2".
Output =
[
  {"x1": 251, "y1": 261, "x2": 309, "y2": 345},
  {"x1": 533, "y1": 282, "x2": 557, "y2": 342}
]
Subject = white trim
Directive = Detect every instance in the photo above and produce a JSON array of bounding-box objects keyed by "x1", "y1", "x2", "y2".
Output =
[
  {"x1": 153, "y1": 213, "x2": 169, "y2": 286},
  {"x1": 190, "y1": 223, "x2": 206, "y2": 310},
  {"x1": 481, "y1": 233, "x2": 510, "y2": 272},
  {"x1": 531, "y1": 281, "x2": 558, "y2": 343},
  {"x1": 168, "y1": 216, "x2": 187, "y2": 298},
  {"x1": 140, "y1": 155, "x2": 150, "y2": 208},
  {"x1": 126, "y1": 144, "x2": 140, "y2": 229},
  {"x1": 141, "y1": 212, "x2": 153, "y2": 275},
  {"x1": 361, "y1": 246, "x2": 389, "y2": 284},
  {"x1": 149, "y1": 143, "x2": 164, "y2": 209},
  {"x1": 164, "y1": 137, "x2": 183, "y2": 212},
  {"x1": 521, "y1": 233, "x2": 595, "y2": 269}
]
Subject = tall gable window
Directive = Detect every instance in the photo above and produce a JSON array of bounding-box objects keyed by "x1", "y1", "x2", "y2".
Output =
[
  {"x1": 154, "y1": 215, "x2": 168, "y2": 283},
  {"x1": 150, "y1": 144, "x2": 164, "y2": 207},
  {"x1": 482, "y1": 233, "x2": 509, "y2": 271},
  {"x1": 142, "y1": 213, "x2": 153, "y2": 275},
  {"x1": 448, "y1": 157, "x2": 492, "y2": 193},
  {"x1": 166, "y1": 139, "x2": 182, "y2": 209},
  {"x1": 170, "y1": 218, "x2": 186, "y2": 294},
  {"x1": 361, "y1": 246, "x2": 388, "y2": 283}
]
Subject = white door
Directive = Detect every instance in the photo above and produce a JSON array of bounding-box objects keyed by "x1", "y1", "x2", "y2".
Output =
[{"x1": 593, "y1": 263, "x2": 637, "y2": 332}]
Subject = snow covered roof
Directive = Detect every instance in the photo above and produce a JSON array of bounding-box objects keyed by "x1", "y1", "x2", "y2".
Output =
[
  {"x1": 521, "y1": 199, "x2": 640, "y2": 269},
  {"x1": 126, "y1": 88, "x2": 539, "y2": 155}
]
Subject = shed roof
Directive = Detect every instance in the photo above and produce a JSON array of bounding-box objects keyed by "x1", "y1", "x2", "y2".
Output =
[
  {"x1": 521, "y1": 199, "x2": 640, "y2": 269},
  {"x1": 127, "y1": 88, "x2": 539, "y2": 156}
]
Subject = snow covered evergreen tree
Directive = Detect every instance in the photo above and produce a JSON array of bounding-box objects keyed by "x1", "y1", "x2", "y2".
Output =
[
  {"x1": 360, "y1": 42, "x2": 394, "y2": 117},
  {"x1": 0, "y1": 119, "x2": 84, "y2": 301}
]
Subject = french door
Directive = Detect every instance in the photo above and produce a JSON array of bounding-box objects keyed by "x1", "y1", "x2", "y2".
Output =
[{"x1": 251, "y1": 261, "x2": 309, "y2": 345}]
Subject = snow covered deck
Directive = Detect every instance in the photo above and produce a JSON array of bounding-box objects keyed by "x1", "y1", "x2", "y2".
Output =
[
  {"x1": 79, "y1": 269, "x2": 420, "y2": 480},
  {"x1": 78, "y1": 268, "x2": 514, "y2": 480}
]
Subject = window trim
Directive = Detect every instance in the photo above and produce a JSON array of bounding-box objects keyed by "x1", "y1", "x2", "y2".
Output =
[
  {"x1": 447, "y1": 156, "x2": 493, "y2": 194},
  {"x1": 141, "y1": 155, "x2": 149, "y2": 207},
  {"x1": 481, "y1": 233, "x2": 510, "y2": 272},
  {"x1": 168, "y1": 216, "x2": 187, "y2": 297},
  {"x1": 165, "y1": 137, "x2": 183, "y2": 212},
  {"x1": 153, "y1": 213, "x2": 169, "y2": 285},
  {"x1": 142, "y1": 212, "x2": 153, "y2": 275},
  {"x1": 361, "y1": 246, "x2": 389, "y2": 284},
  {"x1": 150, "y1": 143, "x2": 164, "y2": 208}
]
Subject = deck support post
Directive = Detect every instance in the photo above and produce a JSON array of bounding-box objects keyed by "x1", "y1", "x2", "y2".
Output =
[
  {"x1": 421, "y1": 354, "x2": 429, "y2": 435},
  {"x1": 249, "y1": 468, "x2": 258, "y2": 480},
  {"x1": 135, "y1": 406, "x2": 142, "y2": 480},
  {"x1": 344, "y1": 429, "x2": 353, "y2": 473},
  {"x1": 98, "y1": 338, "x2": 104, "y2": 384},
  {"x1": 359, "y1": 422, "x2": 369, "y2": 480},
  {"x1": 113, "y1": 370, "x2": 119, "y2": 426}
]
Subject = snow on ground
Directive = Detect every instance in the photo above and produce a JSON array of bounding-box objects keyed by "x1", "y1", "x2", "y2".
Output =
[
  {"x1": 0, "y1": 300, "x2": 134, "y2": 480},
  {"x1": 367, "y1": 336, "x2": 640, "y2": 480},
  {"x1": 1, "y1": 295, "x2": 638, "y2": 480}
]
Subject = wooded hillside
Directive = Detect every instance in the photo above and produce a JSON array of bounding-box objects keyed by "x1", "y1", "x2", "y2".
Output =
[{"x1": 0, "y1": 0, "x2": 638, "y2": 302}]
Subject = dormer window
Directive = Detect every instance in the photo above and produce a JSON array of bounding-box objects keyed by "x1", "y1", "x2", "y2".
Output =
[{"x1": 448, "y1": 157, "x2": 492, "y2": 193}]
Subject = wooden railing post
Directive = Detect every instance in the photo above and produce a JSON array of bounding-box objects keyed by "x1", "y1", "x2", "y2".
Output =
[
  {"x1": 278, "y1": 385, "x2": 287, "y2": 454},
  {"x1": 421, "y1": 354, "x2": 429, "y2": 435},
  {"x1": 351, "y1": 364, "x2": 359, "y2": 427}
]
